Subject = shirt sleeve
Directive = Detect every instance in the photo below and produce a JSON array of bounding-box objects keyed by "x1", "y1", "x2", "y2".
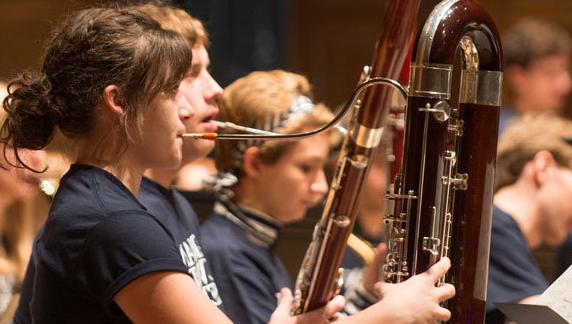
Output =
[
  {"x1": 76, "y1": 212, "x2": 188, "y2": 303},
  {"x1": 487, "y1": 216, "x2": 547, "y2": 309}
]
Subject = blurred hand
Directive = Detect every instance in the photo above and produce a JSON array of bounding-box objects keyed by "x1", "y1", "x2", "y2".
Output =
[
  {"x1": 361, "y1": 243, "x2": 387, "y2": 296},
  {"x1": 269, "y1": 288, "x2": 345, "y2": 324}
]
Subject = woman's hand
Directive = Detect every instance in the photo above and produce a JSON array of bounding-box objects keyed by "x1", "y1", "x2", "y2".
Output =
[{"x1": 374, "y1": 257, "x2": 455, "y2": 324}]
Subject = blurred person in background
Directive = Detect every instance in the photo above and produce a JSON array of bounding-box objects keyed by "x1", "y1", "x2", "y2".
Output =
[
  {"x1": 501, "y1": 17, "x2": 572, "y2": 294},
  {"x1": 0, "y1": 82, "x2": 46, "y2": 323},
  {"x1": 500, "y1": 18, "x2": 572, "y2": 134},
  {"x1": 487, "y1": 113, "x2": 572, "y2": 323}
]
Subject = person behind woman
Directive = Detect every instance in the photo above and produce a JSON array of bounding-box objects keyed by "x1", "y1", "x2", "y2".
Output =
[
  {"x1": 7, "y1": 6, "x2": 344, "y2": 324},
  {"x1": 0, "y1": 84, "x2": 46, "y2": 323},
  {"x1": 135, "y1": 3, "x2": 224, "y2": 307},
  {"x1": 201, "y1": 69, "x2": 455, "y2": 324}
]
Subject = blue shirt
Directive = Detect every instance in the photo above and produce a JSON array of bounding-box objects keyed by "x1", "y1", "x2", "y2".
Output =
[
  {"x1": 201, "y1": 202, "x2": 290, "y2": 324},
  {"x1": 15, "y1": 165, "x2": 191, "y2": 323},
  {"x1": 498, "y1": 107, "x2": 518, "y2": 135},
  {"x1": 138, "y1": 177, "x2": 222, "y2": 306},
  {"x1": 486, "y1": 206, "x2": 548, "y2": 323}
]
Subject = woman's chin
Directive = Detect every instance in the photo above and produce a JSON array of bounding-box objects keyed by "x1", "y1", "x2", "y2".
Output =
[{"x1": 282, "y1": 212, "x2": 306, "y2": 225}]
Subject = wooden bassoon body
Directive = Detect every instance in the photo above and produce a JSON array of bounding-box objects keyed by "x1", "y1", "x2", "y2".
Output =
[
  {"x1": 384, "y1": 1, "x2": 503, "y2": 323},
  {"x1": 292, "y1": 0, "x2": 421, "y2": 314}
]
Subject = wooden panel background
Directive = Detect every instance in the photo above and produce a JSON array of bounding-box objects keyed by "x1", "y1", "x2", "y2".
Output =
[{"x1": 288, "y1": 0, "x2": 572, "y2": 112}]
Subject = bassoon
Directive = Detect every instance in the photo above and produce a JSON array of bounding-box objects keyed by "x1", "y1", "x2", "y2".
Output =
[
  {"x1": 383, "y1": 0, "x2": 502, "y2": 323},
  {"x1": 291, "y1": 0, "x2": 421, "y2": 314},
  {"x1": 189, "y1": 1, "x2": 502, "y2": 321}
]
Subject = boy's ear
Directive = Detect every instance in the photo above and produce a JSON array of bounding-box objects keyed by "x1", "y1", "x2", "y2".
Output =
[
  {"x1": 242, "y1": 146, "x2": 262, "y2": 178},
  {"x1": 532, "y1": 150, "x2": 556, "y2": 186},
  {"x1": 101, "y1": 85, "x2": 126, "y2": 117}
]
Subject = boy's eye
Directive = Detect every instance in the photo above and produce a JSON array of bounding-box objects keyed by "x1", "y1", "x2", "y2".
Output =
[
  {"x1": 165, "y1": 86, "x2": 179, "y2": 97},
  {"x1": 159, "y1": 88, "x2": 177, "y2": 99}
]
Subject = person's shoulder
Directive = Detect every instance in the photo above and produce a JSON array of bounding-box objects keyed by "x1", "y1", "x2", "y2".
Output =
[
  {"x1": 201, "y1": 213, "x2": 240, "y2": 238},
  {"x1": 202, "y1": 214, "x2": 243, "y2": 248},
  {"x1": 490, "y1": 207, "x2": 538, "y2": 269},
  {"x1": 37, "y1": 206, "x2": 169, "y2": 293},
  {"x1": 54, "y1": 164, "x2": 146, "y2": 217},
  {"x1": 171, "y1": 189, "x2": 200, "y2": 223},
  {"x1": 492, "y1": 206, "x2": 521, "y2": 234},
  {"x1": 46, "y1": 166, "x2": 151, "y2": 239},
  {"x1": 139, "y1": 177, "x2": 199, "y2": 223},
  {"x1": 201, "y1": 214, "x2": 261, "y2": 266},
  {"x1": 491, "y1": 206, "x2": 527, "y2": 251},
  {"x1": 139, "y1": 177, "x2": 173, "y2": 216},
  {"x1": 88, "y1": 210, "x2": 170, "y2": 241}
]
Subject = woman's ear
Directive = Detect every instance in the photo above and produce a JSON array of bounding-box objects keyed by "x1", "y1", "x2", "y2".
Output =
[
  {"x1": 102, "y1": 85, "x2": 126, "y2": 117},
  {"x1": 242, "y1": 146, "x2": 262, "y2": 178},
  {"x1": 532, "y1": 150, "x2": 556, "y2": 186}
]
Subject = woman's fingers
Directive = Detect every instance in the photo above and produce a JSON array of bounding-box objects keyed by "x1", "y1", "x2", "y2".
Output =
[
  {"x1": 435, "y1": 283, "x2": 455, "y2": 302},
  {"x1": 425, "y1": 257, "x2": 451, "y2": 283}
]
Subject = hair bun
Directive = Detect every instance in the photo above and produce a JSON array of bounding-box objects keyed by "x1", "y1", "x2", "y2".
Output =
[{"x1": 2, "y1": 72, "x2": 56, "y2": 150}]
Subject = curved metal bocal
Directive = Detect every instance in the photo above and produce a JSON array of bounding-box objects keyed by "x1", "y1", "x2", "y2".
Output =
[{"x1": 182, "y1": 76, "x2": 407, "y2": 141}]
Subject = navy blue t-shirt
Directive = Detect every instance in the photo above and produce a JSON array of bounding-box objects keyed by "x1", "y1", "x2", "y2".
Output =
[
  {"x1": 138, "y1": 177, "x2": 222, "y2": 306},
  {"x1": 14, "y1": 165, "x2": 191, "y2": 323},
  {"x1": 498, "y1": 107, "x2": 518, "y2": 135},
  {"x1": 201, "y1": 207, "x2": 291, "y2": 324},
  {"x1": 486, "y1": 206, "x2": 548, "y2": 323},
  {"x1": 341, "y1": 221, "x2": 383, "y2": 270}
]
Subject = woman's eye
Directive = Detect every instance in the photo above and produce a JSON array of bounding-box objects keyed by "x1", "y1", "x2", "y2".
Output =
[
  {"x1": 162, "y1": 87, "x2": 178, "y2": 98},
  {"x1": 299, "y1": 164, "x2": 313, "y2": 174}
]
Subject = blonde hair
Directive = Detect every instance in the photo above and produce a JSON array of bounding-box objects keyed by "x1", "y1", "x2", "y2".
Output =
[
  {"x1": 136, "y1": 4, "x2": 209, "y2": 48},
  {"x1": 215, "y1": 70, "x2": 337, "y2": 176},
  {"x1": 495, "y1": 113, "x2": 572, "y2": 191}
]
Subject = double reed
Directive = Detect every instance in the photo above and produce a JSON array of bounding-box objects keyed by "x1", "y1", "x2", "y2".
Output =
[
  {"x1": 291, "y1": 0, "x2": 421, "y2": 314},
  {"x1": 384, "y1": 0, "x2": 502, "y2": 323}
]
